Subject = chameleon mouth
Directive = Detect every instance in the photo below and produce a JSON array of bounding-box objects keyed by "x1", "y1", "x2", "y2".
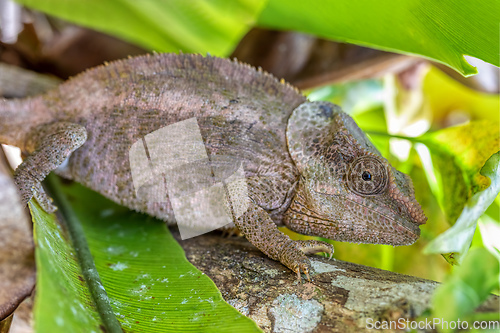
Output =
[
  {"x1": 342, "y1": 194, "x2": 422, "y2": 245},
  {"x1": 392, "y1": 214, "x2": 421, "y2": 243},
  {"x1": 366, "y1": 202, "x2": 422, "y2": 244},
  {"x1": 310, "y1": 190, "x2": 422, "y2": 245}
]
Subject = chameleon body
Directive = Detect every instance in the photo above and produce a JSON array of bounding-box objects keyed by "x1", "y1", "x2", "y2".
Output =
[{"x1": 0, "y1": 54, "x2": 426, "y2": 279}]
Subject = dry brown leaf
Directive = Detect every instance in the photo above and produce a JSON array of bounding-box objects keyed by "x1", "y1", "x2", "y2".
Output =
[{"x1": 0, "y1": 149, "x2": 35, "y2": 320}]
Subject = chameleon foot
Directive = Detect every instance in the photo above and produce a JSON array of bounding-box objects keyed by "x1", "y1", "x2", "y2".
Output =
[
  {"x1": 13, "y1": 121, "x2": 86, "y2": 211},
  {"x1": 33, "y1": 183, "x2": 57, "y2": 213},
  {"x1": 221, "y1": 225, "x2": 243, "y2": 238},
  {"x1": 235, "y1": 202, "x2": 334, "y2": 281},
  {"x1": 279, "y1": 240, "x2": 334, "y2": 282},
  {"x1": 295, "y1": 240, "x2": 334, "y2": 259}
]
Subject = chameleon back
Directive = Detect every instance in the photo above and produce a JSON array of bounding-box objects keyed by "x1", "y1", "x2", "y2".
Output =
[{"x1": 43, "y1": 54, "x2": 306, "y2": 223}]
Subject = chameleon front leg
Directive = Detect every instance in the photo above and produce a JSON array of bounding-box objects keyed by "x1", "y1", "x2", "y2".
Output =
[
  {"x1": 14, "y1": 122, "x2": 87, "y2": 212},
  {"x1": 235, "y1": 202, "x2": 334, "y2": 281}
]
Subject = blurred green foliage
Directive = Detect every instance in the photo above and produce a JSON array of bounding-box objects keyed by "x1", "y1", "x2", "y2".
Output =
[
  {"x1": 305, "y1": 64, "x2": 499, "y2": 326},
  {"x1": 15, "y1": 0, "x2": 500, "y2": 75},
  {"x1": 15, "y1": 0, "x2": 267, "y2": 56},
  {"x1": 431, "y1": 247, "x2": 499, "y2": 333}
]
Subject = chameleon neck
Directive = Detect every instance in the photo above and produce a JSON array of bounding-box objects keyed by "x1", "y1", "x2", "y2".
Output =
[{"x1": 0, "y1": 96, "x2": 50, "y2": 149}]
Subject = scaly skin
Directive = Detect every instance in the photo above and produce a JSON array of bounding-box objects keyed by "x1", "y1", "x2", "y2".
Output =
[
  {"x1": 285, "y1": 102, "x2": 426, "y2": 247},
  {"x1": 0, "y1": 54, "x2": 426, "y2": 280}
]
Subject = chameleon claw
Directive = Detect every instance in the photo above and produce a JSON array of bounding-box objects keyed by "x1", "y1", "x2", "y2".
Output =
[
  {"x1": 296, "y1": 269, "x2": 302, "y2": 283},
  {"x1": 34, "y1": 183, "x2": 58, "y2": 213},
  {"x1": 294, "y1": 263, "x2": 311, "y2": 283},
  {"x1": 293, "y1": 262, "x2": 311, "y2": 283}
]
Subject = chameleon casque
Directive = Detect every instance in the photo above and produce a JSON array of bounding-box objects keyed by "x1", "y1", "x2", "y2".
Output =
[{"x1": 0, "y1": 54, "x2": 426, "y2": 280}]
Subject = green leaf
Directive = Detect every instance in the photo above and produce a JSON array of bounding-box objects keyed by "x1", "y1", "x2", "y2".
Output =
[
  {"x1": 16, "y1": 0, "x2": 500, "y2": 76},
  {"x1": 423, "y1": 66, "x2": 500, "y2": 124},
  {"x1": 15, "y1": 0, "x2": 267, "y2": 56},
  {"x1": 423, "y1": 152, "x2": 500, "y2": 263},
  {"x1": 479, "y1": 214, "x2": 500, "y2": 262},
  {"x1": 431, "y1": 247, "x2": 500, "y2": 333},
  {"x1": 422, "y1": 121, "x2": 499, "y2": 224},
  {"x1": 258, "y1": 0, "x2": 500, "y2": 76},
  {"x1": 31, "y1": 193, "x2": 112, "y2": 332},
  {"x1": 32, "y1": 176, "x2": 261, "y2": 332}
]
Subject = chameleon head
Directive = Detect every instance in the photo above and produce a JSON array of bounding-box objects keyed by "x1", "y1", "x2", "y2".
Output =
[{"x1": 285, "y1": 101, "x2": 427, "y2": 246}]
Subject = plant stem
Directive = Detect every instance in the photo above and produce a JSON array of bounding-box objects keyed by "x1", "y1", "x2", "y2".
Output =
[
  {"x1": 365, "y1": 130, "x2": 422, "y2": 143},
  {"x1": 45, "y1": 174, "x2": 123, "y2": 333}
]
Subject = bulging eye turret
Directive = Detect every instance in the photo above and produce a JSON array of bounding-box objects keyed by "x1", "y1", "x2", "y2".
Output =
[{"x1": 346, "y1": 155, "x2": 388, "y2": 196}]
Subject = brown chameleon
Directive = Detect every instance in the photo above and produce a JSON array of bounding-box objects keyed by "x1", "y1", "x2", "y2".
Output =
[{"x1": 0, "y1": 54, "x2": 426, "y2": 280}]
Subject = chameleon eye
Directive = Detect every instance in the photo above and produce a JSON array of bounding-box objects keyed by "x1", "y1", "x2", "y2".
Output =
[{"x1": 347, "y1": 156, "x2": 388, "y2": 196}]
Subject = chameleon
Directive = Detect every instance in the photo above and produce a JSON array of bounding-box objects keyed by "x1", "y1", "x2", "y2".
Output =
[{"x1": 0, "y1": 53, "x2": 426, "y2": 280}]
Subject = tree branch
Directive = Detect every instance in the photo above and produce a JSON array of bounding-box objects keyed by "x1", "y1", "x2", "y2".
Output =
[{"x1": 177, "y1": 232, "x2": 499, "y2": 333}]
